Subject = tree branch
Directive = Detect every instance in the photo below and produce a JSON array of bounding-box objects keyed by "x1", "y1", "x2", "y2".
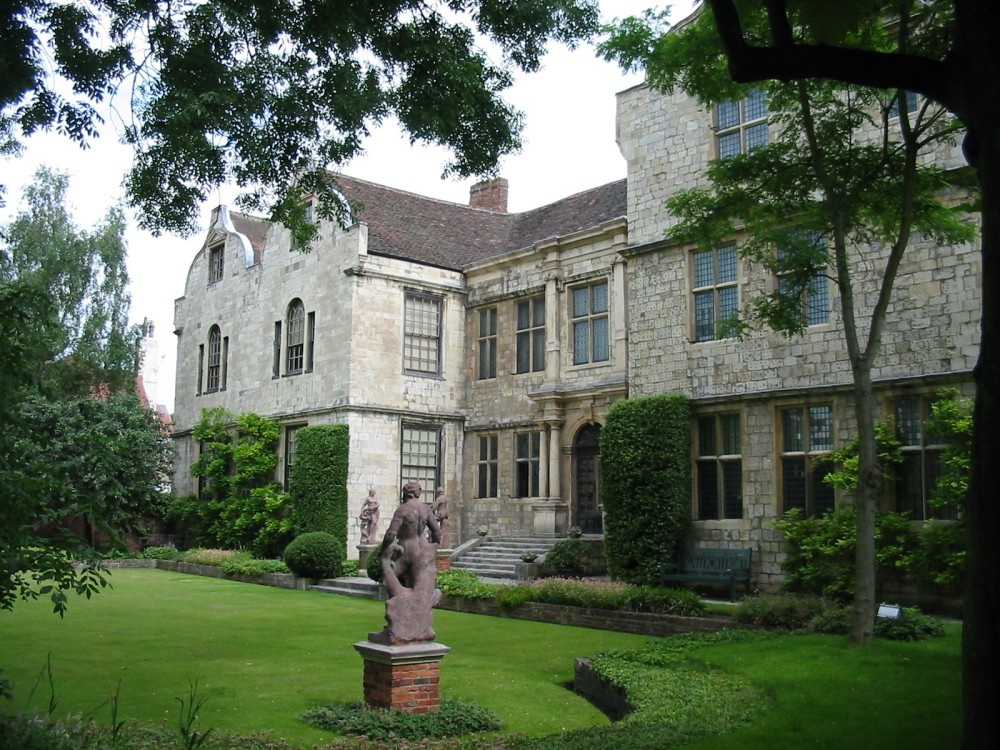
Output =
[{"x1": 705, "y1": 0, "x2": 958, "y2": 116}]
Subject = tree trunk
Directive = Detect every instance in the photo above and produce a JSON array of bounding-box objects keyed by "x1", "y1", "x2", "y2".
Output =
[
  {"x1": 962, "y1": 100, "x2": 1000, "y2": 750},
  {"x1": 850, "y1": 367, "x2": 879, "y2": 643}
]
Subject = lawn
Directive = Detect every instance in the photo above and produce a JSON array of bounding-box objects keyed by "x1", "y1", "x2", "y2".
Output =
[
  {"x1": 0, "y1": 568, "x2": 962, "y2": 749},
  {"x1": 0, "y1": 568, "x2": 652, "y2": 746}
]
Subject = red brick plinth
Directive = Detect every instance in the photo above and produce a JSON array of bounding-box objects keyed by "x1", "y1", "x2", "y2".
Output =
[
  {"x1": 435, "y1": 549, "x2": 452, "y2": 572},
  {"x1": 354, "y1": 640, "x2": 450, "y2": 714}
]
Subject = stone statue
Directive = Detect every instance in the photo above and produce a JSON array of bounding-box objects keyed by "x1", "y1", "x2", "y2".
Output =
[
  {"x1": 375, "y1": 482, "x2": 442, "y2": 644},
  {"x1": 359, "y1": 488, "x2": 380, "y2": 545},
  {"x1": 431, "y1": 486, "x2": 450, "y2": 549}
]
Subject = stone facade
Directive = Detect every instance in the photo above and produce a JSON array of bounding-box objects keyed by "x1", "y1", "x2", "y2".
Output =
[{"x1": 171, "y1": 80, "x2": 979, "y2": 591}]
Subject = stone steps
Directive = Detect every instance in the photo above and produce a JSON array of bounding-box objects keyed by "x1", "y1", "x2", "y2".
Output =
[
  {"x1": 450, "y1": 536, "x2": 558, "y2": 581},
  {"x1": 311, "y1": 575, "x2": 385, "y2": 600}
]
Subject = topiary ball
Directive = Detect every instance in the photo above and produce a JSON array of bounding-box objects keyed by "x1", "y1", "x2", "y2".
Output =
[{"x1": 284, "y1": 532, "x2": 344, "y2": 580}]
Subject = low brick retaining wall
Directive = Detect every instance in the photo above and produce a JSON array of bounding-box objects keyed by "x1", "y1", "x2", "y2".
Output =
[
  {"x1": 99, "y1": 558, "x2": 306, "y2": 589},
  {"x1": 436, "y1": 595, "x2": 734, "y2": 637}
]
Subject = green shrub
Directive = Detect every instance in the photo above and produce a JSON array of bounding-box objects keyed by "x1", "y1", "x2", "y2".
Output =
[
  {"x1": 366, "y1": 542, "x2": 385, "y2": 583},
  {"x1": 494, "y1": 578, "x2": 706, "y2": 617},
  {"x1": 874, "y1": 608, "x2": 946, "y2": 641},
  {"x1": 288, "y1": 425, "x2": 349, "y2": 550},
  {"x1": 436, "y1": 568, "x2": 501, "y2": 599},
  {"x1": 542, "y1": 538, "x2": 591, "y2": 573},
  {"x1": 733, "y1": 592, "x2": 830, "y2": 630},
  {"x1": 340, "y1": 559, "x2": 360, "y2": 577},
  {"x1": 180, "y1": 548, "x2": 244, "y2": 566},
  {"x1": 300, "y1": 698, "x2": 502, "y2": 740},
  {"x1": 139, "y1": 545, "x2": 179, "y2": 560},
  {"x1": 284, "y1": 532, "x2": 344, "y2": 579},
  {"x1": 601, "y1": 394, "x2": 691, "y2": 586},
  {"x1": 220, "y1": 558, "x2": 289, "y2": 576}
]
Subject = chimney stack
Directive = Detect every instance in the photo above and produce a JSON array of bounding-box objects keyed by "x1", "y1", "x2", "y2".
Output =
[{"x1": 469, "y1": 178, "x2": 509, "y2": 212}]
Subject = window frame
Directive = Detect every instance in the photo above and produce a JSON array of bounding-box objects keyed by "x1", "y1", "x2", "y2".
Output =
[
  {"x1": 476, "y1": 434, "x2": 499, "y2": 499},
  {"x1": 400, "y1": 423, "x2": 441, "y2": 501},
  {"x1": 286, "y1": 299, "x2": 306, "y2": 375},
  {"x1": 283, "y1": 424, "x2": 304, "y2": 492},
  {"x1": 206, "y1": 325, "x2": 222, "y2": 393},
  {"x1": 777, "y1": 240, "x2": 831, "y2": 328},
  {"x1": 570, "y1": 280, "x2": 610, "y2": 366},
  {"x1": 477, "y1": 306, "x2": 497, "y2": 380},
  {"x1": 893, "y1": 396, "x2": 953, "y2": 521},
  {"x1": 716, "y1": 87, "x2": 769, "y2": 158},
  {"x1": 695, "y1": 413, "x2": 744, "y2": 521},
  {"x1": 516, "y1": 296, "x2": 546, "y2": 374},
  {"x1": 403, "y1": 291, "x2": 443, "y2": 376},
  {"x1": 779, "y1": 404, "x2": 836, "y2": 517},
  {"x1": 514, "y1": 430, "x2": 541, "y2": 498},
  {"x1": 692, "y1": 244, "x2": 740, "y2": 342},
  {"x1": 208, "y1": 242, "x2": 225, "y2": 284}
]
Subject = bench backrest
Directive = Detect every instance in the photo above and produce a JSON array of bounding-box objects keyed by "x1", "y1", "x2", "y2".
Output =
[{"x1": 678, "y1": 547, "x2": 752, "y2": 573}]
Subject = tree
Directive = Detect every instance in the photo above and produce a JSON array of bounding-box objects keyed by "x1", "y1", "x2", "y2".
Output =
[
  {"x1": 603, "y1": 5, "x2": 973, "y2": 643},
  {"x1": 1, "y1": 393, "x2": 172, "y2": 614},
  {"x1": 1, "y1": 166, "x2": 140, "y2": 398},
  {"x1": 0, "y1": 1, "x2": 601, "y2": 241},
  {"x1": 609, "y1": 1, "x2": 995, "y2": 744},
  {"x1": 1, "y1": 168, "x2": 149, "y2": 615}
]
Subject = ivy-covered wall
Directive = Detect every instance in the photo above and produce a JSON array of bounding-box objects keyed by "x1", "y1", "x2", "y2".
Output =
[
  {"x1": 601, "y1": 394, "x2": 691, "y2": 586},
  {"x1": 289, "y1": 424, "x2": 349, "y2": 553}
]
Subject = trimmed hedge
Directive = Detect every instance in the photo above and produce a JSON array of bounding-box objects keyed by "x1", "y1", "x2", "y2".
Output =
[
  {"x1": 601, "y1": 394, "x2": 691, "y2": 586},
  {"x1": 288, "y1": 424, "x2": 349, "y2": 554},
  {"x1": 284, "y1": 532, "x2": 344, "y2": 579}
]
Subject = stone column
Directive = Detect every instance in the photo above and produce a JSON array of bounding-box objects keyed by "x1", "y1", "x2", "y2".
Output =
[
  {"x1": 539, "y1": 423, "x2": 550, "y2": 498},
  {"x1": 548, "y1": 422, "x2": 562, "y2": 501}
]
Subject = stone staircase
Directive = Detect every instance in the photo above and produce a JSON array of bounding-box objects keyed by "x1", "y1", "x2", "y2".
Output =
[
  {"x1": 449, "y1": 536, "x2": 558, "y2": 581},
  {"x1": 310, "y1": 536, "x2": 561, "y2": 599}
]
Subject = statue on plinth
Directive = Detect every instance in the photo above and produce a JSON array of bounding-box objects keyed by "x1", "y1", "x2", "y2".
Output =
[
  {"x1": 359, "y1": 488, "x2": 380, "y2": 545},
  {"x1": 431, "y1": 486, "x2": 450, "y2": 549},
  {"x1": 374, "y1": 482, "x2": 442, "y2": 644}
]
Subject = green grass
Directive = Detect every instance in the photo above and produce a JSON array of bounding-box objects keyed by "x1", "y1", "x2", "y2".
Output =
[
  {"x1": 0, "y1": 569, "x2": 963, "y2": 749},
  {"x1": 0, "y1": 569, "x2": 651, "y2": 745}
]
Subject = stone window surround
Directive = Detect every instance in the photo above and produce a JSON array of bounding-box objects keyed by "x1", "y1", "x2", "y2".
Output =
[{"x1": 403, "y1": 290, "x2": 443, "y2": 376}]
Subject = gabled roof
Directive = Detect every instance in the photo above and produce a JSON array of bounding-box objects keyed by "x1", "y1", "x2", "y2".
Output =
[{"x1": 334, "y1": 175, "x2": 627, "y2": 271}]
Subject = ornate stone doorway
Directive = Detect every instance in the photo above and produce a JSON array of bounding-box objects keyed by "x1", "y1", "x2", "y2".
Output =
[{"x1": 574, "y1": 423, "x2": 602, "y2": 534}]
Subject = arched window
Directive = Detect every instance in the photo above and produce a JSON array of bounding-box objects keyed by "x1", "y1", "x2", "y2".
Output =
[
  {"x1": 286, "y1": 299, "x2": 305, "y2": 374},
  {"x1": 206, "y1": 325, "x2": 222, "y2": 392}
]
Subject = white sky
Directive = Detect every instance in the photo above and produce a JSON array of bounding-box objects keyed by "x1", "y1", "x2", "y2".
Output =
[{"x1": 1, "y1": 1, "x2": 694, "y2": 413}]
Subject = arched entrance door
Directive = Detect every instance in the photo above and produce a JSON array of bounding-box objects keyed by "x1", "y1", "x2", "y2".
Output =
[{"x1": 574, "y1": 423, "x2": 602, "y2": 534}]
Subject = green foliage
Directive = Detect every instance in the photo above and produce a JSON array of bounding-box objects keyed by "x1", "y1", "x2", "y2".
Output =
[
  {"x1": 283, "y1": 532, "x2": 344, "y2": 580},
  {"x1": 300, "y1": 698, "x2": 502, "y2": 740},
  {"x1": 184, "y1": 409, "x2": 292, "y2": 557},
  {"x1": 1, "y1": 167, "x2": 141, "y2": 398},
  {"x1": 541, "y1": 538, "x2": 592, "y2": 572},
  {"x1": 140, "y1": 545, "x2": 180, "y2": 560},
  {"x1": 0, "y1": 168, "x2": 155, "y2": 616},
  {"x1": 775, "y1": 505, "x2": 964, "y2": 599},
  {"x1": 365, "y1": 543, "x2": 385, "y2": 583},
  {"x1": 1, "y1": 1, "x2": 600, "y2": 238},
  {"x1": 601, "y1": 394, "x2": 691, "y2": 586},
  {"x1": 219, "y1": 558, "x2": 288, "y2": 577},
  {"x1": 775, "y1": 506, "x2": 915, "y2": 601},
  {"x1": 435, "y1": 568, "x2": 502, "y2": 599},
  {"x1": 823, "y1": 422, "x2": 903, "y2": 494},
  {"x1": 340, "y1": 559, "x2": 359, "y2": 578},
  {"x1": 288, "y1": 425, "x2": 349, "y2": 555},
  {"x1": 588, "y1": 631, "x2": 773, "y2": 745},
  {"x1": 733, "y1": 592, "x2": 832, "y2": 630},
  {"x1": 924, "y1": 390, "x2": 973, "y2": 513},
  {"x1": 874, "y1": 607, "x2": 946, "y2": 641},
  {"x1": 495, "y1": 578, "x2": 706, "y2": 617}
]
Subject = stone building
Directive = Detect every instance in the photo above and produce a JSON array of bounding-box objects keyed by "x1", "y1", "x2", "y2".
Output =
[{"x1": 171, "y1": 72, "x2": 978, "y2": 588}]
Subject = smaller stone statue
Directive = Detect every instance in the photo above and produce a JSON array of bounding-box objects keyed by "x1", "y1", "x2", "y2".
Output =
[
  {"x1": 431, "y1": 486, "x2": 450, "y2": 549},
  {"x1": 359, "y1": 488, "x2": 380, "y2": 545}
]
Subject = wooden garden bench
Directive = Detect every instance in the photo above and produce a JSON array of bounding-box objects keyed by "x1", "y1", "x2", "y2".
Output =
[{"x1": 658, "y1": 547, "x2": 752, "y2": 602}]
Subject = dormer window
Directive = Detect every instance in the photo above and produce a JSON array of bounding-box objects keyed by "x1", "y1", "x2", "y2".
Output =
[{"x1": 208, "y1": 242, "x2": 224, "y2": 284}]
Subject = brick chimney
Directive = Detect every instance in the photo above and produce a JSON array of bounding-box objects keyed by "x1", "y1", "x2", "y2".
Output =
[{"x1": 469, "y1": 178, "x2": 509, "y2": 212}]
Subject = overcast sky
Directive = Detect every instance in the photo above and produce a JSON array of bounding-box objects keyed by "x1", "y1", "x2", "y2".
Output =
[{"x1": 1, "y1": 1, "x2": 695, "y2": 413}]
